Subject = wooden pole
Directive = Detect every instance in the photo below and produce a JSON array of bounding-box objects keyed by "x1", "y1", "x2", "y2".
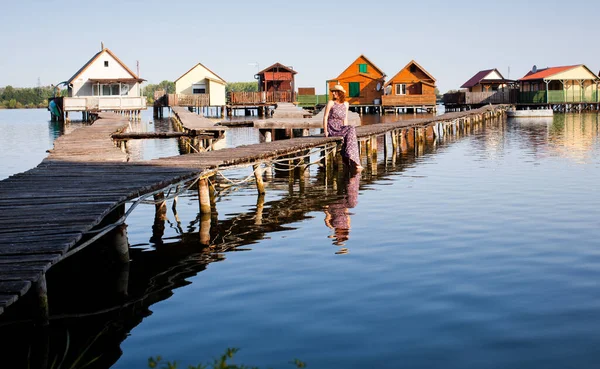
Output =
[
  {"x1": 253, "y1": 164, "x2": 265, "y2": 195},
  {"x1": 198, "y1": 178, "x2": 211, "y2": 214},
  {"x1": 34, "y1": 275, "x2": 49, "y2": 326}
]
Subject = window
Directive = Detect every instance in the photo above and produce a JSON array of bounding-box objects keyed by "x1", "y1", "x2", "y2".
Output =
[
  {"x1": 94, "y1": 83, "x2": 121, "y2": 96},
  {"x1": 104, "y1": 61, "x2": 109, "y2": 67},
  {"x1": 192, "y1": 82, "x2": 206, "y2": 94},
  {"x1": 358, "y1": 64, "x2": 368, "y2": 73},
  {"x1": 395, "y1": 84, "x2": 406, "y2": 95},
  {"x1": 349, "y1": 82, "x2": 360, "y2": 97}
]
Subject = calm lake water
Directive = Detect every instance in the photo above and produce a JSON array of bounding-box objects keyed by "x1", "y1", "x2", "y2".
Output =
[{"x1": 1, "y1": 108, "x2": 600, "y2": 368}]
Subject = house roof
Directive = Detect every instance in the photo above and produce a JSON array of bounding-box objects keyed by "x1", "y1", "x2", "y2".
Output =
[
  {"x1": 334, "y1": 54, "x2": 386, "y2": 80},
  {"x1": 68, "y1": 48, "x2": 143, "y2": 84},
  {"x1": 258, "y1": 62, "x2": 297, "y2": 75},
  {"x1": 174, "y1": 62, "x2": 227, "y2": 84},
  {"x1": 460, "y1": 69, "x2": 507, "y2": 88},
  {"x1": 518, "y1": 65, "x2": 581, "y2": 81},
  {"x1": 384, "y1": 60, "x2": 436, "y2": 87},
  {"x1": 336, "y1": 73, "x2": 383, "y2": 81}
]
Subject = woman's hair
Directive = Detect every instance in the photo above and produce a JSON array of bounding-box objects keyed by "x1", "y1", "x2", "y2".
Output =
[{"x1": 333, "y1": 90, "x2": 346, "y2": 103}]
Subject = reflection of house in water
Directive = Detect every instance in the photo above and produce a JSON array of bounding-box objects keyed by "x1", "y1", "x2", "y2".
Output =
[
  {"x1": 508, "y1": 113, "x2": 600, "y2": 163},
  {"x1": 547, "y1": 114, "x2": 600, "y2": 162}
]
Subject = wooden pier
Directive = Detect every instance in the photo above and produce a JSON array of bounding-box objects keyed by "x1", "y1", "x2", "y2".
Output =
[{"x1": 0, "y1": 104, "x2": 509, "y2": 319}]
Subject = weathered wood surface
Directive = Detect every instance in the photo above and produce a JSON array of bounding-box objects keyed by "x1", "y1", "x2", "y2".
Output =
[
  {"x1": 171, "y1": 106, "x2": 227, "y2": 134},
  {"x1": 112, "y1": 132, "x2": 213, "y2": 140},
  {"x1": 0, "y1": 104, "x2": 506, "y2": 315},
  {"x1": 254, "y1": 107, "x2": 361, "y2": 129},
  {"x1": 272, "y1": 103, "x2": 312, "y2": 119}
]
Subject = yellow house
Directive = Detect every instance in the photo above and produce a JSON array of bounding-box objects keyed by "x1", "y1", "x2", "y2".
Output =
[{"x1": 174, "y1": 63, "x2": 227, "y2": 106}]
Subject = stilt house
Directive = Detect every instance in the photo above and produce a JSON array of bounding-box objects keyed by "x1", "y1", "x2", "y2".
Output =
[
  {"x1": 328, "y1": 55, "x2": 386, "y2": 105},
  {"x1": 381, "y1": 60, "x2": 436, "y2": 108},
  {"x1": 256, "y1": 63, "x2": 297, "y2": 103},
  {"x1": 174, "y1": 63, "x2": 227, "y2": 106},
  {"x1": 64, "y1": 46, "x2": 146, "y2": 111},
  {"x1": 518, "y1": 65, "x2": 600, "y2": 104}
]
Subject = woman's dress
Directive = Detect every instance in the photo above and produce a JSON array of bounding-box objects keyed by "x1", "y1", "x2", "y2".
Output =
[{"x1": 327, "y1": 102, "x2": 361, "y2": 167}]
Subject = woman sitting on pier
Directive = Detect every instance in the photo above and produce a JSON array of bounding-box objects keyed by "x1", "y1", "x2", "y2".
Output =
[{"x1": 323, "y1": 85, "x2": 363, "y2": 171}]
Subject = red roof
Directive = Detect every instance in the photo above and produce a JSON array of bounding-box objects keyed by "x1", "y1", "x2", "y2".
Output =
[
  {"x1": 519, "y1": 65, "x2": 577, "y2": 81},
  {"x1": 461, "y1": 69, "x2": 498, "y2": 88}
]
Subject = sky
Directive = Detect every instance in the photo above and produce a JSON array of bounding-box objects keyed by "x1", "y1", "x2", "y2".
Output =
[{"x1": 1, "y1": 0, "x2": 599, "y2": 94}]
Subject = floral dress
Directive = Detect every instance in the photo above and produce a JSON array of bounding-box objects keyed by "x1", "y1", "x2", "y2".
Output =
[{"x1": 327, "y1": 102, "x2": 361, "y2": 167}]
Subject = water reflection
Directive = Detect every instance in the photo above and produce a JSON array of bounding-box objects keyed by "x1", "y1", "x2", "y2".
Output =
[
  {"x1": 324, "y1": 172, "x2": 360, "y2": 253},
  {"x1": 0, "y1": 135, "x2": 426, "y2": 368}
]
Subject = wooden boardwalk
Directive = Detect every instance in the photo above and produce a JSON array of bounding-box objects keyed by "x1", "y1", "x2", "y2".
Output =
[
  {"x1": 0, "y1": 105, "x2": 508, "y2": 317},
  {"x1": 171, "y1": 106, "x2": 227, "y2": 136}
]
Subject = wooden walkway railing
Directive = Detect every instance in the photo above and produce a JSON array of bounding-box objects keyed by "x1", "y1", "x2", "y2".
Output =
[
  {"x1": 0, "y1": 105, "x2": 508, "y2": 318},
  {"x1": 228, "y1": 91, "x2": 293, "y2": 105}
]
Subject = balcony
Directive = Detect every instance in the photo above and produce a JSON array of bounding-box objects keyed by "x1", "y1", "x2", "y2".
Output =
[
  {"x1": 381, "y1": 94, "x2": 436, "y2": 106},
  {"x1": 63, "y1": 96, "x2": 147, "y2": 111}
]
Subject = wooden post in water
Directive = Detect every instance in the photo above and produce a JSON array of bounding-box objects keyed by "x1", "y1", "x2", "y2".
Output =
[
  {"x1": 198, "y1": 178, "x2": 211, "y2": 214},
  {"x1": 150, "y1": 193, "x2": 167, "y2": 245},
  {"x1": 34, "y1": 275, "x2": 49, "y2": 326},
  {"x1": 255, "y1": 194, "x2": 265, "y2": 225},
  {"x1": 253, "y1": 164, "x2": 265, "y2": 195},
  {"x1": 200, "y1": 212, "x2": 211, "y2": 245},
  {"x1": 112, "y1": 224, "x2": 130, "y2": 298}
]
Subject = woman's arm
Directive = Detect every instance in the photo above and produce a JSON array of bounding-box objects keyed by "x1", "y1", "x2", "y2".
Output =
[
  {"x1": 343, "y1": 102, "x2": 349, "y2": 126},
  {"x1": 323, "y1": 101, "x2": 333, "y2": 136}
]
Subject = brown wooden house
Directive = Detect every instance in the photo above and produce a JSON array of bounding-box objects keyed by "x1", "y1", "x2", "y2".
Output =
[
  {"x1": 256, "y1": 63, "x2": 297, "y2": 103},
  {"x1": 382, "y1": 60, "x2": 436, "y2": 108},
  {"x1": 328, "y1": 55, "x2": 386, "y2": 105}
]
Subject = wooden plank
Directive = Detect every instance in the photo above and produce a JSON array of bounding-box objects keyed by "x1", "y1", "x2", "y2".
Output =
[
  {"x1": 0, "y1": 254, "x2": 61, "y2": 264},
  {"x1": 0, "y1": 281, "x2": 32, "y2": 296},
  {"x1": 0, "y1": 270, "x2": 43, "y2": 282},
  {"x1": 0, "y1": 294, "x2": 18, "y2": 308}
]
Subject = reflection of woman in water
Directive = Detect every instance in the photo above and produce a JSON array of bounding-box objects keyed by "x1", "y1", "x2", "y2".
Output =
[{"x1": 324, "y1": 172, "x2": 360, "y2": 254}]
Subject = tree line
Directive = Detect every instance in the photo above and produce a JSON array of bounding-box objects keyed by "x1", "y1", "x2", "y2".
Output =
[
  {"x1": 0, "y1": 85, "x2": 64, "y2": 109},
  {"x1": 0, "y1": 81, "x2": 260, "y2": 108},
  {"x1": 143, "y1": 81, "x2": 258, "y2": 104}
]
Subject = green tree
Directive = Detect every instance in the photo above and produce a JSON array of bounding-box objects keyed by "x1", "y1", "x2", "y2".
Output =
[{"x1": 226, "y1": 82, "x2": 258, "y2": 93}]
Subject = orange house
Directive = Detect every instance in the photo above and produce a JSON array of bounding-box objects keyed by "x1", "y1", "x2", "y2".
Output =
[
  {"x1": 382, "y1": 60, "x2": 437, "y2": 108},
  {"x1": 328, "y1": 55, "x2": 386, "y2": 105}
]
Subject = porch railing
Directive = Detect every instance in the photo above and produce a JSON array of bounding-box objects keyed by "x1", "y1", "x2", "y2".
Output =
[
  {"x1": 465, "y1": 91, "x2": 517, "y2": 104},
  {"x1": 382, "y1": 94, "x2": 436, "y2": 106},
  {"x1": 62, "y1": 96, "x2": 147, "y2": 111},
  {"x1": 520, "y1": 91, "x2": 600, "y2": 104},
  {"x1": 228, "y1": 91, "x2": 294, "y2": 105},
  {"x1": 167, "y1": 94, "x2": 209, "y2": 107},
  {"x1": 296, "y1": 94, "x2": 329, "y2": 107}
]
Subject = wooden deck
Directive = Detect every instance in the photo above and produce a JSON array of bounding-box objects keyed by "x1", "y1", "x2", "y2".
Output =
[
  {"x1": 0, "y1": 105, "x2": 509, "y2": 317},
  {"x1": 171, "y1": 106, "x2": 227, "y2": 136}
]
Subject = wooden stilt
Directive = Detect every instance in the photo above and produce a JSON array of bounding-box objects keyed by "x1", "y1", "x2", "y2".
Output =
[
  {"x1": 34, "y1": 275, "x2": 49, "y2": 326},
  {"x1": 253, "y1": 164, "x2": 265, "y2": 195},
  {"x1": 198, "y1": 178, "x2": 211, "y2": 214},
  {"x1": 199, "y1": 212, "x2": 211, "y2": 245},
  {"x1": 255, "y1": 194, "x2": 265, "y2": 225}
]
